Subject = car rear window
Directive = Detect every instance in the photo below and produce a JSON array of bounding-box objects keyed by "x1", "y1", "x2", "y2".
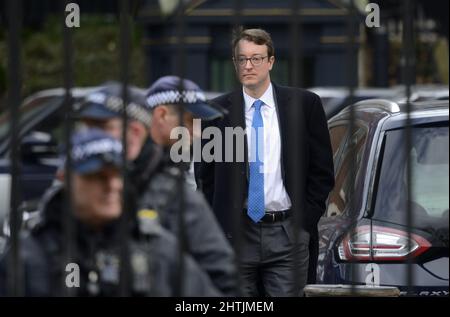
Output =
[
  {"x1": 0, "y1": 96, "x2": 63, "y2": 148},
  {"x1": 373, "y1": 124, "x2": 449, "y2": 230}
]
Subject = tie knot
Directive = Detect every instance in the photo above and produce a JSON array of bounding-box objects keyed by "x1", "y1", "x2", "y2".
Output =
[{"x1": 253, "y1": 100, "x2": 264, "y2": 111}]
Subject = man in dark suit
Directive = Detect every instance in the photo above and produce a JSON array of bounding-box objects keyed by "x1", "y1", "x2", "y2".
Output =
[{"x1": 196, "y1": 28, "x2": 334, "y2": 296}]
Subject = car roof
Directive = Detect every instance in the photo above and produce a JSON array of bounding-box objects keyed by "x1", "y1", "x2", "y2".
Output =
[
  {"x1": 309, "y1": 86, "x2": 400, "y2": 98},
  {"x1": 332, "y1": 98, "x2": 449, "y2": 130},
  {"x1": 21, "y1": 87, "x2": 99, "y2": 104},
  {"x1": 310, "y1": 85, "x2": 448, "y2": 97},
  {"x1": 21, "y1": 86, "x2": 150, "y2": 104},
  {"x1": 386, "y1": 100, "x2": 449, "y2": 129},
  {"x1": 351, "y1": 98, "x2": 448, "y2": 113},
  {"x1": 21, "y1": 87, "x2": 220, "y2": 103}
]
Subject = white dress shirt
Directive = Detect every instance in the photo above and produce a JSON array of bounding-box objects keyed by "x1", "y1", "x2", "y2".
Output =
[{"x1": 243, "y1": 83, "x2": 292, "y2": 211}]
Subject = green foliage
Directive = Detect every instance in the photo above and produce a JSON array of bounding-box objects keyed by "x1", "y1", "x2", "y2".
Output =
[{"x1": 0, "y1": 14, "x2": 146, "y2": 103}]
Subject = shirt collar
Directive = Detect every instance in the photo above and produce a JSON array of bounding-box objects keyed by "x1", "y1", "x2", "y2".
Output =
[{"x1": 243, "y1": 82, "x2": 275, "y2": 112}]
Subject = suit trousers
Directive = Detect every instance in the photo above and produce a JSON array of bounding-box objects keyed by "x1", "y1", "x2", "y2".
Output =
[{"x1": 239, "y1": 213, "x2": 310, "y2": 297}]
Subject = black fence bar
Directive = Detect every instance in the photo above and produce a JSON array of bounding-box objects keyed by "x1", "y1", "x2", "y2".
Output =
[
  {"x1": 288, "y1": 0, "x2": 303, "y2": 294},
  {"x1": 402, "y1": 0, "x2": 416, "y2": 295},
  {"x1": 119, "y1": 0, "x2": 131, "y2": 297},
  {"x1": 174, "y1": 1, "x2": 187, "y2": 297},
  {"x1": 6, "y1": 0, "x2": 23, "y2": 297},
  {"x1": 344, "y1": 0, "x2": 358, "y2": 295},
  {"x1": 231, "y1": 0, "x2": 244, "y2": 296},
  {"x1": 62, "y1": 0, "x2": 76, "y2": 297},
  {"x1": 289, "y1": 0, "x2": 302, "y2": 89}
]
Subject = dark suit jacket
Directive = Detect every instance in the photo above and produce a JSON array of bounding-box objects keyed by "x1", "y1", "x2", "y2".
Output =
[{"x1": 196, "y1": 82, "x2": 334, "y2": 237}]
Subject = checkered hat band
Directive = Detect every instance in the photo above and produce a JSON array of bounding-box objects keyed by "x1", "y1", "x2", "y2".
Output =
[
  {"x1": 146, "y1": 90, "x2": 206, "y2": 108},
  {"x1": 72, "y1": 138, "x2": 122, "y2": 161},
  {"x1": 86, "y1": 92, "x2": 151, "y2": 125}
]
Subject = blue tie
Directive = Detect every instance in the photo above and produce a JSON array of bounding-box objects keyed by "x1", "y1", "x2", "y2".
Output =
[{"x1": 247, "y1": 99, "x2": 265, "y2": 223}]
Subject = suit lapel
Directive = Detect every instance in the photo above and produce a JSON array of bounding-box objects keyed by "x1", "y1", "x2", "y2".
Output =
[
  {"x1": 225, "y1": 90, "x2": 249, "y2": 180},
  {"x1": 226, "y1": 90, "x2": 246, "y2": 130},
  {"x1": 273, "y1": 83, "x2": 308, "y2": 192},
  {"x1": 272, "y1": 83, "x2": 291, "y2": 183}
]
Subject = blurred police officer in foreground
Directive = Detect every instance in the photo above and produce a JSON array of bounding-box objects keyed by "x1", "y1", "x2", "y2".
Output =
[
  {"x1": 76, "y1": 80, "x2": 238, "y2": 296},
  {"x1": 76, "y1": 82, "x2": 151, "y2": 161},
  {"x1": 0, "y1": 129, "x2": 221, "y2": 296}
]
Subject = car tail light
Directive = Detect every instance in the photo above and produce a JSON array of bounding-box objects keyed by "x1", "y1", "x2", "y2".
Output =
[{"x1": 338, "y1": 225, "x2": 431, "y2": 262}]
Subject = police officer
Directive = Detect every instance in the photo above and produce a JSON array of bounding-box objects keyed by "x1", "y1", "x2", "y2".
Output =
[
  {"x1": 0, "y1": 129, "x2": 221, "y2": 296},
  {"x1": 75, "y1": 82, "x2": 151, "y2": 161},
  {"x1": 76, "y1": 80, "x2": 238, "y2": 296}
]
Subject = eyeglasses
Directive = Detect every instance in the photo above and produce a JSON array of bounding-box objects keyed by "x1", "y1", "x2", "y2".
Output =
[{"x1": 234, "y1": 55, "x2": 269, "y2": 67}]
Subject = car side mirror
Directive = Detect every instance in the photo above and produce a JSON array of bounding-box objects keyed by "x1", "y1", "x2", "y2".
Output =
[{"x1": 20, "y1": 131, "x2": 58, "y2": 163}]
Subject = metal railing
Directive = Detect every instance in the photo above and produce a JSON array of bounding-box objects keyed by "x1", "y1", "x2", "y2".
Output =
[{"x1": 3, "y1": 0, "x2": 433, "y2": 297}]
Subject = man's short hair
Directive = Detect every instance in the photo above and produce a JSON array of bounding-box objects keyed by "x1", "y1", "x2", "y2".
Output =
[{"x1": 232, "y1": 27, "x2": 274, "y2": 58}]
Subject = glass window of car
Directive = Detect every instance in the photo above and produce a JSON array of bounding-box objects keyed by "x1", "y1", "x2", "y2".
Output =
[
  {"x1": 329, "y1": 124, "x2": 349, "y2": 170},
  {"x1": 373, "y1": 124, "x2": 449, "y2": 229},
  {"x1": 0, "y1": 96, "x2": 65, "y2": 155},
  {"x1": 325, "y1": 124, "x2": 368, "y2": 217}
]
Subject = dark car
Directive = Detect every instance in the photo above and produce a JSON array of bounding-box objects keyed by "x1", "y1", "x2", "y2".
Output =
[
  {"x1": 0, "y1": 88, "x2": 100, "y2": 222},
  {"x1": 309, "y1": 87, "x2": 400, "y2": 119},
  {"x1": 310, "y1": 85, "x2": 449, "y2": 119},
  {"x1": 317, "y1": 98, "x2": 449, "y2": 296}
]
